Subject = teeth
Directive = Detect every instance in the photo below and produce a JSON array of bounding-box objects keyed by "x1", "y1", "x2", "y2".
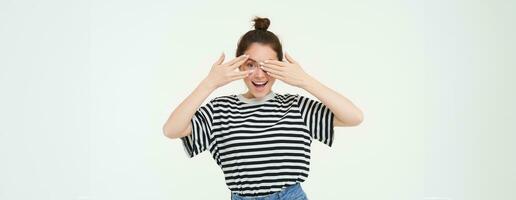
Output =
[{"x1": 253, "y1": 81, "x2": 267, "y2": 85}]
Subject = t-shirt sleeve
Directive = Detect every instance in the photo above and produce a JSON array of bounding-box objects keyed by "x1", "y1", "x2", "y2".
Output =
[
  {"x1": 180, "y1": 100, "x2": 216, "y2": 158},
  {"x1": 296, "y1": 95, "x2": 335, "y2": 147}
]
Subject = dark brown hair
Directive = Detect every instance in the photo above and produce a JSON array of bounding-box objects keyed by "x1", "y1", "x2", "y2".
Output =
[{"x1": 236, "y1": 16, "x2": 283, "y2": 61}]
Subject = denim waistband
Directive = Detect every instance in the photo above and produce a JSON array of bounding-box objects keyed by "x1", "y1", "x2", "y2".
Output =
[{"x1": 230, "y1": 182, "x2": 304, "y2": 200}]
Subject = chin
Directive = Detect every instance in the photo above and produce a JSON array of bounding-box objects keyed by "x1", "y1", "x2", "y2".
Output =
[
  {"x1": 250, "y1": 90, "x2": 271, "y2": 98},
  {"x1": 244, "y1": 79, "x2": 275, "y2": 98}
]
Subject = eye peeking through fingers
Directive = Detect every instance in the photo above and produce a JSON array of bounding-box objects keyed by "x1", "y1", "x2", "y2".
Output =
[
  {"x1": 242, "y1": 60, "x2": 261, "y2": 71},
  {"x1": 247, "y1": 63, "x2": 257, "y2": 69}
]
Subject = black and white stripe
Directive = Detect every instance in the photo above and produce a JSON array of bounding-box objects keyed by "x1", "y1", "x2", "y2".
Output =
[{"x1": 181, "y1": 93, "x2": 335, "y2": 197}]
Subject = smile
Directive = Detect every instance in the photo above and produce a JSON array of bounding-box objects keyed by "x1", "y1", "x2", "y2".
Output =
[{"x1": 252, "y1": 81, "x2": 268, "y2": 87}]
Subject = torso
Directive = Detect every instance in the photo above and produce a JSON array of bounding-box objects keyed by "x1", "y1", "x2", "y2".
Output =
[{"x1": 208, "y1": 92, "x2": 314, "y2": 197}]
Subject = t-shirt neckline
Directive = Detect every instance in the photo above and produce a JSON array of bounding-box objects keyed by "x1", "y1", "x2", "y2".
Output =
[{"x1": 236, "y1": 91, "x2": 276, "y2": 105}]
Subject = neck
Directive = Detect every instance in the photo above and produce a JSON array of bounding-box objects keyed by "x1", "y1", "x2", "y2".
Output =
[
  {"x1": 243, "y1": 91, "x2": 255, "y2": 99},
  {"x1": 243, "y1": 91, "x2": 272, "y2": 99},
  {"x1": 238, "y1": 91, "x2": 276, "y2": 105}
]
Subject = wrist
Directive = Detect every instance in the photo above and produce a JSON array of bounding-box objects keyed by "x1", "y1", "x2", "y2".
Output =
[
  {"x1": 301, "y1": 75, "x2": 319, "y2": 90},
  {"x1": 199, "y1": 77, "x2": 218, "y2": 92}
]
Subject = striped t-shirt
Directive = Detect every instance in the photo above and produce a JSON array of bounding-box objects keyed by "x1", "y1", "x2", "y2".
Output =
[{"x1": 180, "y1": 91, "x2": 335, "y2": 197}]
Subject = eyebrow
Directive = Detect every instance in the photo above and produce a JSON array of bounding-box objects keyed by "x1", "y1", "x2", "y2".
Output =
[
  {"x1": 247, "y1": 58, "x2": 271, "y2": 63},
  {"x1": 246, "y1": 58, "x2": 258, "y2": 62},
  {"x1": 245, "y1": 57, "x2": 275, "y2": 63}
]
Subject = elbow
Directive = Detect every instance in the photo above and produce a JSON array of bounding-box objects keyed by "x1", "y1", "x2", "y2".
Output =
[
  {"x1": 163, "y1": 123, "x2": 189, "y2": 139},
  {"x1": 356, "y1": 112, "x2": 364, "y2": 126},
  {"x1": 348, "y1": 110, "x2": 364, "y2": 127},
  {"x1": 354, "y1": 110, "x2": 364, "y2": 126},
  {"x1": 335, "y1": 111, "x2": 364, "y2": 127},
  {"x1": 162, "y1": 124, "x2": 179, "y2": 139},
  {"x1": 162, "y1": 125, "x2": 172, "y2": 139}
]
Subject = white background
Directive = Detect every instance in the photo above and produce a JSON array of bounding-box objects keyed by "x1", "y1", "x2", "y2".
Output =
[{"x1": 1, "y1": 0, "x2": 515, "y2": 199}]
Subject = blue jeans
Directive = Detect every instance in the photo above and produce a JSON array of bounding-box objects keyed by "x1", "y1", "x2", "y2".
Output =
[{"x1": 230, "y1": 183, "x2": 309, "y2": 200}]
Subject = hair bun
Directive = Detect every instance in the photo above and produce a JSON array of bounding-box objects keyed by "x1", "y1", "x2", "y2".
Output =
[{"x1": 253, "y1": 17, "x2": 270, "y2": 31}]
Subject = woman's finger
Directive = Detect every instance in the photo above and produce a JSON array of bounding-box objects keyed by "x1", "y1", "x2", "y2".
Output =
[
  {"x1": 223, "y1": 54, "x2": 249, "y2": 67},
  {"x1": 261, "y1": 65, "x2": 284, "y2": 75},
  {"x1": 213, "y1": 52, "x2": 225, "y2": 66},
  {"x1": 266, "y1": 71, "x2": 283, "y2": 80},
  {"x1": 285, "y1": 52, "x2": 298, "y2": 64},
  {"x1": 261, "y1": 63, "x2": 284, "y2": 71},
  {"x1": 230, "y1": 73, "x2": 249, "y2": 81},
  {"x1": 264, "y1": 59, "x2": 288, "y2": 67},
  {"x1": 231, "y1": 70, "x2": 253, "y2": 77},
  {"x1": 230, "y1": 56, "x2": 250, "y2": 69}
]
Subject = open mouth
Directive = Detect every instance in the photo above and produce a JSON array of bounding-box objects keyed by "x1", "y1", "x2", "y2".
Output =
[{"x1": 252, "y1": 81, "x2": 268, "y2": 88}]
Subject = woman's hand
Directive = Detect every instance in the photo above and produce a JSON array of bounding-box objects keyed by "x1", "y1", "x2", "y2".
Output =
[
  {"x1": 260, "y1": 52, "x2": 313, "y2": 88},
  {"x1": 262, "y1": 52, "x2": 364, "y2": 127},
  {"x1": 203, "y1": 53, "x2": 252, "y2": 89},
  {"x1": 163, "y1": 53, "x2": 252, "y2": 139}
]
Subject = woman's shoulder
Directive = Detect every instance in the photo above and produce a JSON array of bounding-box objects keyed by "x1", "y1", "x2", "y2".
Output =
[
  {"x1": 275, "y1": 93, "x2": 320, "y2": 105},
  {"x1": 274, "y1": 92, "x2": 298, "y2": 98},
  {"x1": 272, "y1": 93, "x2": 302, "y2": 104},
  {"x1": 209, "y1": 94, "x2": 238, "y2": 103}
]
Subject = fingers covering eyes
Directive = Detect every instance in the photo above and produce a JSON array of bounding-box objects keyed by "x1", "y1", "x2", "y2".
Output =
[
  {"x1": 261, "y1": 66, "x2": 283, "y2": 75},
  {"x1": 266, "y1": 71, "x2": 283, "y2": 79},
  {"x1": 231, "y1": 72, "x2": 249, "y2": 81},
  {"x1": 224, "y1": 55, "x2": 248, "y2": 67},
  {"x1": 230, "y1": 57, "x2": 249, "y2": 69}
]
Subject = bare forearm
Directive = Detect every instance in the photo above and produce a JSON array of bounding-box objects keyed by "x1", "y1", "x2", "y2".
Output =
[
  {"x1": 162, "y1": 54, "x2": 250, "y2": 138},
  {"x1": 259, "y1": 53, "x2": 363, "y2": 126},
  {"x1": 162, "y1": 78, "x2": 216, "y2": 138},
  {"x1": 302, "y1": 76, "x2": 363, "y2": 126}
]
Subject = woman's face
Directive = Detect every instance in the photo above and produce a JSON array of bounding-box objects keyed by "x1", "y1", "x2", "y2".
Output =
[{"x1": 239, "y1": 43, "x2": 278, "y2": 98}]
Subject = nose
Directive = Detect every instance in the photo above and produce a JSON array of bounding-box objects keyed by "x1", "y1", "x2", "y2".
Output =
[{"x1": 252, "y1": 66, "x2": 266, "y2": 77}]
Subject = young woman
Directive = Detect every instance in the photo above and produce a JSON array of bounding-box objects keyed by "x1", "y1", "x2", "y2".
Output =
[{"x1": 163, "y1": 17, "x2": 364, "y2": 200}]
